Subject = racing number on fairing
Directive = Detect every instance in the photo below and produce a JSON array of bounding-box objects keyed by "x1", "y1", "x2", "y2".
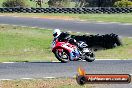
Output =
[{"x1": 62, "y1": 43, "x2": 74, "y2": 50}]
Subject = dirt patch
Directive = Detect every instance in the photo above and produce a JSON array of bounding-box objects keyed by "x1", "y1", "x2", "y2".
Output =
[
  {"x1": 1, "y1": 77, "x2": 132, "y2": 88},
  {"x1": 1, "y1": 78, "x2": 92, "y2": 88}
]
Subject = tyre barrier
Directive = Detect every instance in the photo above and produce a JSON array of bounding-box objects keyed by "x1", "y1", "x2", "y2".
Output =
[
  {"x1": 71, "y1": 33, "x2": 122, "y2": 49},
  {"x1": 0, "y1": 7, "x2": 132, "y2": 13}
]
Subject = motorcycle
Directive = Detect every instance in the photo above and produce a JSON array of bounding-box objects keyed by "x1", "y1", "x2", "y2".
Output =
[{"x1": 51, "y1": 39, "x2": 95, "y2": 63}]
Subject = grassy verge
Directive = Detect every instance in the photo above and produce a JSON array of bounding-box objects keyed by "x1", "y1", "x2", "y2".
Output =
[
  {"x1": 0, "y1": 24, "x2": 55, "y2": 62},
  {"x1": 0, "y1": 13, "x2": 132, "y2": 23},
  {"x1": 95, "y1": 38, "x2": 132, "y2": 59},
  {"x1": 1, "y1": 78, "x2": 92, "y2": 88},
  {"x1": 0, "y1": 25, "x2": 132, "y2": 62}
]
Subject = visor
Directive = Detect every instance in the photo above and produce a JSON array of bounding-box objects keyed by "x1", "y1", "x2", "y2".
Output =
[{"x1": 53, "y1": 33, "x2": 57, "y2": 37}]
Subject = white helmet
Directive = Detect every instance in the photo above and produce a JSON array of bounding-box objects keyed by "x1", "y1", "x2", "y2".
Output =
[{"x1": 53, "y1": 29, "x2": 61, "y2": 38}]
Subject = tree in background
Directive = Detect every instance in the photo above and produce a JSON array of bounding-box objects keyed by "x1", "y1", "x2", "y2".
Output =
[
  {"x1": 74, "y1": 0, "x2": 89, "y2": 7},
  {"x1": 48, "y1": 0, "x2": 70, "y2": 7},
  {"x1": 114, "y1": 0, "x2": 132, "y2": 7},
  {"x1": 30, "y1": 0, "x2": 44, "y2": 7},
  {"x1": 75, "y1": 0, "x2": 119, "y2": 7},
  {"x1": 2, "y1": 0, "x2": 27, "y2": 7}
]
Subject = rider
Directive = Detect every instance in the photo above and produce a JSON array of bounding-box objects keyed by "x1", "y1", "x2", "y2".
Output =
[{"x1": 52, "y1": 29, "x2": 78, "y2": 47}]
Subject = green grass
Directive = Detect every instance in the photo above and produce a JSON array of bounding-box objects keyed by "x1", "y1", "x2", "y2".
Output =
[
  {"x1": 0, "y1": 13, "x2": 132, "y2": 23},
  {"x1": 77, "y1": 13, "x2": 132, "y2": 23},
  {"x1": 95, "y1": 38, "x2": 132, "y2": 59},
  {"x1": 0, "y1": 24, "x2": 132, "y2": 62},
  {"x1": 0, "y1": 25, "x2": 55, "y2": 62}
]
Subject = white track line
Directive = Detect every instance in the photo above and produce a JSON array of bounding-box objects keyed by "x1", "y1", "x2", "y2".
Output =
[
  {"x1": 85, "y1": 33, "x2": 90, "y2": 35},
  {"x1": 96, "y1": 59, "x2": 131, "y2": 60},
  {"x1": 0, "y1": 59, "x2": 132, "y2": 64},
  {"x1": 43, "y1": 77, "x2": 56, "y2": 79},
  {"x1": 97, "y1": 21, "x2": 104, "y2": 22},
  {"x1": 21, "y1": 78, "x2": 34, "y2": 80},
  {"x1": 95, "y1": 21, "x2": 132, "y2": 25},
  {"x1": 21, "y1": 26, "x2": 28, "y2": 28},
  {"x1": 0, "y1": 79, "x2": 12, "y2": 80},
  {"x1": 2, "y1": 62, "x2": 15, "y2": 63},
  {"x1": 128, "y1": 37, "x2": 132, "y2": 38},
  {"x1": 39, "y1": 28, "x2": 45, "y2": 30},
  {"x1": 67, "y1": 31, "x2": 72, "y2": 33},
  {"x1": 76, "y1": 32, "x2": 81, "y2": 34},
  {"x1": 31, "y1": 27, "x2": 37, "y2": 28},
  {"x1": 76, "y1": 21, "x2": 91, "y2": 24},
  {"x1": 96, "y1": 22, "x2": 110, "y2": 24},
  {"x1": 108, "y1": 22, "x2": 119, "y2": 24},
  {"x1": 47, "y1": 29, "x2": 52, "y2": 30},
  {"x1": 122, "y1": 23, "x2": 132, "y2": 25},
  {"x1": 0, "y1": 77, "x2": 56, "y2": 80},
  {"x1": 13, "y1": 16, "x2": 20, "y2": 18},
  {"x1": 32, "y1": 17, "x2": 40, "y2": 19},
  {"x1": 51, "y1": 61, "x2": 60, "y2": 62}
]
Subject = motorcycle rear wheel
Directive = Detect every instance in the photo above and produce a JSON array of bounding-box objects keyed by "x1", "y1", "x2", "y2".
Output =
[
  {"x1": 85, "y1": 53, "x2": 95, "y2": 62},
  {"x1": 54, "y1": 49, "x2": 70, "y2": 63}
]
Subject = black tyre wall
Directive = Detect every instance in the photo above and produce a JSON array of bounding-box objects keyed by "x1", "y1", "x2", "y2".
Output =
[
  {"x1": 0, "y1": 7, "x2": 132, "y2": 13},
  {"x1": 71, "y1": 33, "x2": 122, "y2": 49}
]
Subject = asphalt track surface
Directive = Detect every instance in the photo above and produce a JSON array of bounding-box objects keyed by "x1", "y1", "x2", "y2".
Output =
[
  {"x1": 0, "y1": 60, "x2": 132, "y2": 79},
  {"x1": 0, "y1": 16, "x2": 132, "y2": 37}
]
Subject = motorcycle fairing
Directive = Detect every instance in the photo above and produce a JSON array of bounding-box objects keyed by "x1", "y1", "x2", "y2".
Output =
[
  {"x1": 61, "y1": 43, "x2": 80, "y2": 60},
  {"x1": 52, "y1": 41, "x2": 80, "y2": 60},
  {"x1": 69, "y1": 49, "x2": 80, "y2": 60}
]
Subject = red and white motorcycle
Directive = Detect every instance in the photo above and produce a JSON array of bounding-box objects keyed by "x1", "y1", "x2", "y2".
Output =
[{"x1": 51, "y1": 39, "x2": 95, "y2": 63}]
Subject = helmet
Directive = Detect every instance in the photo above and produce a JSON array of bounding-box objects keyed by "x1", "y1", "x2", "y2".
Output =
[{"x1": 53, "y1": 29, "x2": 61, "y2": 38}]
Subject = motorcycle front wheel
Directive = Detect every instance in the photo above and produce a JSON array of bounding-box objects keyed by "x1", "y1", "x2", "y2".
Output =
[{"x1": 54, "y1": 49, "x2": 70, "y2": 63}]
